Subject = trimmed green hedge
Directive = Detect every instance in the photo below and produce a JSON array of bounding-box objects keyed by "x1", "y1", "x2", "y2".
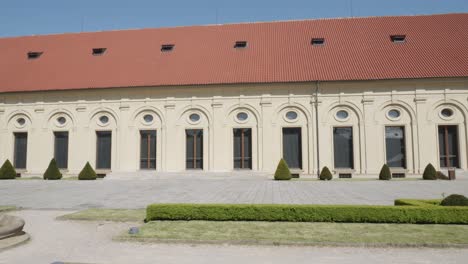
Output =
[
  {"x1": 394, "y1": 199, "x2": 441, "y2": 207},
  {"x1": 146, "y1": 203, "x2": 468, "y2": 224}
]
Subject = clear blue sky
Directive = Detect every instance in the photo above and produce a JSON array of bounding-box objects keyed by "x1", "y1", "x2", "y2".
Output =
[{"x1": 1, "y1": 0, "x2": 467, "y2": 37}]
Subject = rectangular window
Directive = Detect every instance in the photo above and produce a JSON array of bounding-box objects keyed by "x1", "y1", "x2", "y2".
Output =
[
  {"x1": 14, "y1": 132, "x2": 28, "y2": 169},
  {"x1": 438, "y1": 125, "x2": 459, "y2": 168},
  {"x1": 333, "y1": 127, "x2": 354, "y2": 169},
  {"x1": 96, "y1": 131, "x2": 112, "y2": 169},
  {"x1": 385, "y1": 126, "x2": 406, "y2": 168},
  {"x1": 282, "y1": 127, "x2": 302, "y2": 169},
  {"x1": 186, "y1": 129, "x2": 203, "y2": 169},
  {"x1": 140, "y1": 130, "x2": 157, "y2": 169},
  {"x1": 233, "y1": 128, "x2": 252, "y2": 169},
  {"x1": 54, "y1": 132, "x2": 69, "y2": 169}
]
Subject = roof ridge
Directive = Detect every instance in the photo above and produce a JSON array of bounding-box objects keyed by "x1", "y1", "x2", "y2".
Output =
[{"x1": 0, "y1": 12, "x2": 466, "y2": 40}]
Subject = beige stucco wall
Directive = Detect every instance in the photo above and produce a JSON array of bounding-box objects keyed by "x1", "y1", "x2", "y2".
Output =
[{"x1": 0, "y1": 77, "x2": 467, "y2": 176}]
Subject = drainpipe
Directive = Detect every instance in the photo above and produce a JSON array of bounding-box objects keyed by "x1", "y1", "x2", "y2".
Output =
[{"x1": 315, "y1": 81, "x2": 321, "y2": 177}]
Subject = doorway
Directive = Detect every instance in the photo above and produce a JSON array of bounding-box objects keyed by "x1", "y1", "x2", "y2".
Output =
[
  {"x1": 186, "y1": 129, "x2": 203, "y2": 169},
  {"x1": 438, "y1": 125, "x2": 459, "y2": 168},
  {"x1": 282, "y1": 127, "x2": 302, "y2": 169},
  {"x1": 140, "y1": 130, "x2": 156, "y2": 170},
  {"x1": 233, "y1": 128, "x2": 252, "y2": 169}
]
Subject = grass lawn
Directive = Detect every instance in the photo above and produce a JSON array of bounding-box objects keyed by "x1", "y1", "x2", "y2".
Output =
[
  {"x1": 57, "y1": 209, "x2": 145, "y2": 222},
  {"x1": 118, "y1": 221, "x2": 468, "y2": 247},
  {"x1": 0, "y1": 206, "x2": 16, "y2": 212},
  {"x1": 15, "y1": 177, "x2": 42, "y2": 180},
  {"x1": 291, "y1": 178, "x2": 422, "y2": 181},
  {"x1": 16, "y1": 176, "x2": 104, "y2": 181}
]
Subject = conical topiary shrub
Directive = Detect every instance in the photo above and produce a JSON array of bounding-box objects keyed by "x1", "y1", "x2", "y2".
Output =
[
  {"x1": 319, "y1": 166, "x2": 333, "y2": 180},
  {"x1": 78, "y1": 162, "x2": 97, "y2": 180},
  {"x1": 274, "y1": 159, "x2": 292, "y2": 180},
  {"x1": 422, "y1": 163, "x2": 437, "y2": 180},
  {"x1": 0, "y1": 159, "x2": 17, "y2": 180},
  {"x1": 43, "y1": 159, "x2": 62, "y2": 180},
  {"x1": 379, "y1": 164, "x2": 392, "y2": 180}
]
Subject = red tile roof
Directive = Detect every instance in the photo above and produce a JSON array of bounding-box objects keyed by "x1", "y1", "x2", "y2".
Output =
[{"x1": 0, "y1": 13, "x2": 467, "y2": 93}]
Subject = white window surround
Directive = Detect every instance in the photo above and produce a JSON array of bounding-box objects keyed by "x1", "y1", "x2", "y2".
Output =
[
  {"x1": 335, "y1": 110, "x2": 350, "y2": 122},
  {"x1": 440, "y1": 107, "x2": 455, "y2": 120},
  {"x1": 235, "y1": 112, "x2": 249, "y2": 123},
  {"x1": 187, "y1": 113, "x2": 201, "y2": 125},
  {"x1": 386, "y1": 109, "x2": 402, "y2": 121},
  {"x1": 284, "y1": 111, "x2": 298, "y2": 122}
]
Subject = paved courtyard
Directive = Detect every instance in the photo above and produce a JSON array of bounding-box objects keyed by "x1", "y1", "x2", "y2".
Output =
[{"x1": 1, "y1": 174, "x2": 468, "y2": 209}]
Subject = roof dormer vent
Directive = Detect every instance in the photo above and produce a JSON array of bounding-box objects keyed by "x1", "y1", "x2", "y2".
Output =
[
  {"x1": 161, "y1": 44, "x2": 175, "y2": 52},
  {"x1": 311, "y1": 38, "x2": 325, "y2": 46},
  {"x1": 27, "y1": 52, "x2": 43, "y2": 59},
  {"x1": 92, "y1": 48, "x2": 107, "y2": 56},
  {"x1": 390, "y1": 35, "x2": 406, "y2": 43},
  {"x1": 234, "y1": 41, "x2": 248, "y2": 49}
]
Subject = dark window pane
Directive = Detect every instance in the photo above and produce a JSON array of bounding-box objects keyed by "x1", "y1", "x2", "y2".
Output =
[
  {"x1": 385, "y1": 127, "x2": 406, "y2": 168},
  {"x1": 14, "y1": 132, "x2": 28, "y2": 169},
  {"x1": 54, "y1": 132, "x2": 69, "y2": 169},
  {"x1": 96, "y1": 131, "x2": 112, "y2": 169},
  {"x1": 282, "y1": 128, "x2": 302, "y2": 169},
  {"x1": 333, "y1": 127, "x2": 354, "y2": 169},
  {"x1": 233, "y1": 128, "x2": 252, "y2": 169},
  {"x1": 438, "y1": 125, "x2": 459, "y2": 168},
  {"x1": 140, "y1": 130, "x2": 156, "y2": 169},
  {"x1": 186, "y1": 129, "x2": 203, "y2": 169}
]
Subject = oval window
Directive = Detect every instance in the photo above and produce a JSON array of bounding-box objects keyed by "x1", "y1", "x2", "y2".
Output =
[
  {"x1": 285, "y1": 111, "x2": 298, "y2": 121},
  {"x1": 388, "y1": 109, "x2": 401, "y2": 119},
  {"x1": 189, "y1": 113, "x2": 201, "y2": 123},
  {"x1": 99, "y1": 115, "x2": 109, "y2": 124},
  {"x1": 57, "y1": 116, "x2": 67, "y2": 125},
  {"x1": 143, "y1": 114, "x2": 154, "y2": 123},
  {"x1": 336, "y1": 110, "x2": 349, "y2": 120},
  {"x1": 17, "y1": 117, "x2": 26, "y2": 126},
  {"x1": 441, "y1": 108, "x2": 453, "y2": 118},
  {"x1": 236, "y1": 112, "x2": 248, "y2": 121}
]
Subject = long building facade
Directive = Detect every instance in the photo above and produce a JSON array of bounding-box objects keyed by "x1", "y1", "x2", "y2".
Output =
[{"x1": 0, "y1": 14, "x2": 467, "y2": 177}]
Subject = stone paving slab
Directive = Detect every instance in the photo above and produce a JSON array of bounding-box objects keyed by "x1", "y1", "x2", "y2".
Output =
[{"x1": 1, "y1": 177, "x2": 468, "y2": 209}]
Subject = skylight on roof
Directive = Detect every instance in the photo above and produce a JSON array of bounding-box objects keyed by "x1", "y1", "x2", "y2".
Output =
[
  {"x1": 390, "y1": 35, "x2": 406, "y2": 43},
  {"x1": 161, "y1": 44, "x2": 175, "y2": 52},
  {"x1": 311, "y1": 38, "x2": 325, "y2": 46},
  {"x1": 92, "y1": 48, "x2": 107, "y2": 56},
  {"x1": 234, "y1": 41, "x2": 248, "y2": 49},
  {"x1": 27, "y1": 52, "x2": 43, "y2": 60}
]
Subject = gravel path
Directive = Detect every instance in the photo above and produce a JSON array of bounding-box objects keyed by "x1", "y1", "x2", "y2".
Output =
[
  {"x1": 0, "y1": 210, "x2": 467, "y2": 264},
  {"x1": 1, "y1": 178, "x2": 468, "y2": 209}
]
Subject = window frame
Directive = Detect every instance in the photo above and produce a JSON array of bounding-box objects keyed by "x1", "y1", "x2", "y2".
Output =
[
  {"x1": 54, "y1": 131, "x2": 69, "y2": 169},
  {"x1": 13, "y1": 132, "x2": 28, "y2": 169},
  {"x1": 332, "y1": 126, "x2": 354, "y2": 169},
  {"x1": 384, "y1": 126, "x2": 406, "y2": 169}
]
